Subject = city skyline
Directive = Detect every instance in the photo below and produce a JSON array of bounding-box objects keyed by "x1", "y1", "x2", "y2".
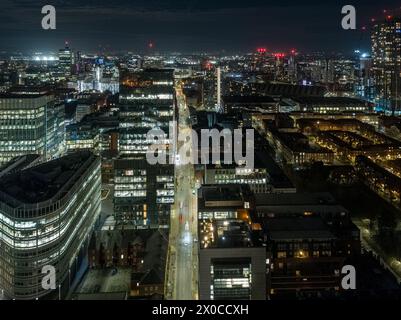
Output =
[{"x1": 1, "y1": 0, "x2": 401, "y2": 305}]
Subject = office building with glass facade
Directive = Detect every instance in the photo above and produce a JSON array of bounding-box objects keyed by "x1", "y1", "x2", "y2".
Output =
[
  {"x1": 199, "y1": 247, "x2": 266, "y2": 300},
  {"x1": 114, "y1": 157, "x2": 174, "y2": 229},
  {"x1": 0, "y1": 92, "x2": 65, "y2": 166},
  {"x1": 114, "y1": 69, "x2": 175, "y2": 228},
  {"x1": 0, "y1": 151, "x2": 101, "y2": 300},
  {"x1": 58, "y1": 44, "x2": 74, "y2": 78},
  {"x1": 118, "y1": 68, "x2": 175, "y2": 156}
]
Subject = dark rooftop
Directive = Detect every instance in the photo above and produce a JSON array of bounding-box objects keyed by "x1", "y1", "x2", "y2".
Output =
[
  {"x1": 0, "y1": 151, "x2": 96, "y2": 205},
  {"x1": 253, "y1": 83, "x2": 327, "y2": 97},
  {"x1": 0, "y1": 154, "x2": 41, "y2": 176},
  {"x1": 294, "y1": 96, "x2": 371, "y2": 105},
  {"x1": 200, "y1": 184, "x2": 250, "y2": 204},
  {"x1": 0, "y1": 92, "x2": 49, "y2": 99},
  {"x1": 132, "y1": 269, "x2": 163, "y2": 286},
  {"x1": 255, "y1": 192, "x2": 338, "y2": 207},
  {"x1": 263, "y1": 216, "x2": 336, "y2": 241},
  {"x1": 223, "y1": 95, "x2": 276, "y2": 104}
]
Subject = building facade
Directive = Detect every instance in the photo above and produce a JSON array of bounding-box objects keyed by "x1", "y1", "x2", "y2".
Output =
[
  {"x1": 58, "y1": 44, "x2": 74, "y2": 78},
  {"x1": 199, "y1": 247, "x2": 266, "y2": 300},
  {"x1": 371, "y1": 16, "x2": 401, "y2": 113},
  {"x1": 114, "y1": 69, "x2": 176, "y2": 229},
  {"x1": 114, "y1": 157, "x2": 174, "y2": 229},
  {"x1": 0, "y1": 92, "x2": 65, "y2": 165},
  {"x1": 0, "y1": 151, "x2": 101, "y2": 300}
]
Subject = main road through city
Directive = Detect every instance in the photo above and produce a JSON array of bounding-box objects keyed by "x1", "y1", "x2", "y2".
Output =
[{"x1": 165, "y1": 81, "x2": 199, "y2": 300}]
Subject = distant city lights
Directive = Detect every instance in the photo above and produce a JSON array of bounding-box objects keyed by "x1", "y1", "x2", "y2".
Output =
[{"x1": 33, "y1": 56, "x2": 57, "y2": 61}]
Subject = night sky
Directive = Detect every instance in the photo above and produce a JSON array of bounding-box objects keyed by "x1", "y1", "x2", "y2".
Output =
[{"x1": 0, "y1": 0, "x2": 400, "y2": 53}]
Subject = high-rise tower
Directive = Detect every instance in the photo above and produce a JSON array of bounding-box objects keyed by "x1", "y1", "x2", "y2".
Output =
[{"x1": 371, "y1": 16, "x2": 401, "y2": 113}]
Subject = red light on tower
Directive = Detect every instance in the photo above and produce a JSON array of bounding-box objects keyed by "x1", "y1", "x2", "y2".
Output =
[
  {"x1": 204, "y1": 61, "x2": 212, "y2": 71},
  {"x1": 291, "y1": 49, "x2": 297, "y2": 55},
  {"x1": 257, "y1": 47, "x2": 267, "y2": 54},
  {"x1": 274, "y1": 53, "x2": 285, "y2": 59},
  {"x1": 148, "y1": 41, "x2": 154, "y2": 49}
]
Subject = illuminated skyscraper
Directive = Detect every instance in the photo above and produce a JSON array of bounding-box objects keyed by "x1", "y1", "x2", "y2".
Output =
[
  {"x1": 371, "y1": 16, "x2": 401, "y2": 113},
  {"x1": 118, "y1": 68, "x2": 175, "y2": 155},
  {"x1": 356, "y1": 53, "x2": 374, "y2": 100},
  {"x1": 203, "y1": 66, "x2": 221, "y2": 112},
  {"x1": 58, "y1": 42, "x2": 74, "y2": 78},
  {"x1": 114, "y1": 69, "x2": 175, "y2": 228},
  {"x1": 217, "y1": 67, "x2": 222, "y2": 111},
  {"x1": 0, "y1": 89, "x2": 65, "y2": 165},
  {"x1": 0, "y1": 151, "x2": 101, "y2": 300}
]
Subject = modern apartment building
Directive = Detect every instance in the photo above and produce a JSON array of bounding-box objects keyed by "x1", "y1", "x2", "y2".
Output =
[{"x1": 371, "y1": 16, "x2": 401, "y2": 113}]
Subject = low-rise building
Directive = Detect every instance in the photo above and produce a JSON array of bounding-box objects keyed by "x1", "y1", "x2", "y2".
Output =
[{"x1": 269, "y1": 131, "x2": 334, "y2": 165}]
